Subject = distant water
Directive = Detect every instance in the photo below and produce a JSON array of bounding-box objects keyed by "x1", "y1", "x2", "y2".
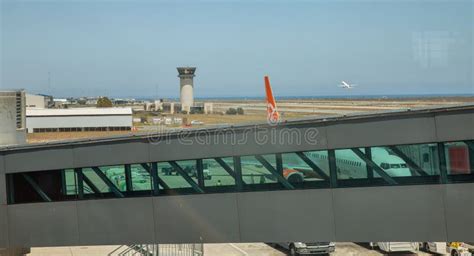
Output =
[{"x1": 136, "y1": 94, "x2": 474, "y2": 101}]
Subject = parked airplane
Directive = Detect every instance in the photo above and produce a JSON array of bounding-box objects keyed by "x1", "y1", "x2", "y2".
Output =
[
  {"x1": 305, "y1": 148, "x2": 412, "y2": 179},
  {"x1": 339, "y1": 80, "x2": 357, "y2": 89}
]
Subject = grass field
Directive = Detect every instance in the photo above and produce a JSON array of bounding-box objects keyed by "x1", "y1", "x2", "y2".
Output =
[
  {"x1": 161, "y1": 112, "x2": 313, "y2": 125},
  {"x1": 27, "y1": 131, "x2": 134, "y2": 143},
  {"x1": 26, "y1": 113, "x2": 311, "y2": 143}
]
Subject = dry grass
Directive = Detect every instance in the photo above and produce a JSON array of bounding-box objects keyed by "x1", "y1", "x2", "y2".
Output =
[
  {"x1": 139, "y1": 112, "x2": 318, "y2": 126},
  {"x1": 26, "y1": 113, "x2": 317, "y2": 143},
  {"x1": 27, "y1": 131, "x2": 135, "y2": 143}
]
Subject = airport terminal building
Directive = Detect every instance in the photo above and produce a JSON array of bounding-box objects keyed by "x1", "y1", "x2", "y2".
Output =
[{"x1": 26, "y1": 108, "x2": 133, "y2": 133}]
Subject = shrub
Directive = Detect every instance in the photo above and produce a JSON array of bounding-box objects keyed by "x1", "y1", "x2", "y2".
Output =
[
  {"x1": 226, "y1": 108, "x2": 237, "y2": 115},
  {"x1": 97, "y1": 97, "x2": 113, "y2": 108}
]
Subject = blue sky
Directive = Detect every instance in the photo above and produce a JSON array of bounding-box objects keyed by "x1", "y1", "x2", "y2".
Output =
[{"x1": 1, "y1": 0, "x2": 472, "y2": 98}]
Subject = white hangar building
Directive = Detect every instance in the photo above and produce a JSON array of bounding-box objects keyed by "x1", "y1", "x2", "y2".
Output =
[{"x1": 26, "y1": 108, "x2": 133, "y2": 133}]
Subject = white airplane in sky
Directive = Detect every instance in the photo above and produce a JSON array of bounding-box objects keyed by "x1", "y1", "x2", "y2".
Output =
[{"x1": 338, "y1": 81, "x2": 357, "y2": 89}]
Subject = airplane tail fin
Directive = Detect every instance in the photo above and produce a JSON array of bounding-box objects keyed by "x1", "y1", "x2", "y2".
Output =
[{"x1": 264, "y1": 76, "x2": 280, "y2": 124}]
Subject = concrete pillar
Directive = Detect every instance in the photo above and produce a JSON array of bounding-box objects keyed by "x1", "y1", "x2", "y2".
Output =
[
  {"x1": 170, "y1": 103, "x2": 175, "y2": 114},
  {"x1": 204, "y1": 103, "x2": 213, "y2": 114},
  {"x1": 0, "y1": 92, "x2": 28, "y2": 255},
  {"x1": 0, "y1": 156, "x2": 6, "y2": 205}
]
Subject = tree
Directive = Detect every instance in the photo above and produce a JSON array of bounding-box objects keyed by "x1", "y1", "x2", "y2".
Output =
[
  {"x1": 190, "y1": 109, "x2": 204, "y2": 114},
  {"x1": 226, "y1": 108, "x2": 237, "y2": 115},
  {"x1": 236, "y1": 107, "x2": 244, "y2": 115},
  {"x1": 97, "y1": 97, "x2": 113, "y2": 108}
]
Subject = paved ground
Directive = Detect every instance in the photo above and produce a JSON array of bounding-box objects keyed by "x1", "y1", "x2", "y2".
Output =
[
  {"x1": 205, "y1": 243, "x2": 434, "y2": 256},
  {"x1": 28, "y1": 245, "x2": 123, "y2": 256},
  {"x1": 205, "y1": 243, "x2": 285, "y2": 256},
  {"x1": 331, "y1": 243, "x2": 431, "y2": 256},
  {"x1": 274, "y1": 243, "x2": 431, "y2": 256},
  {"x1": 27, "y1": 243, "x2": 435, "y2": 256}
]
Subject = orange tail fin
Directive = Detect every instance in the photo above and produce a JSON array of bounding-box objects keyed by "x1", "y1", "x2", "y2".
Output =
[{"x1": 264, "y1": 76, "x2": 280, "y2": 124}]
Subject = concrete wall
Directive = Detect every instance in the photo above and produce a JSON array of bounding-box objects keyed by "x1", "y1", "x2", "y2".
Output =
[
  {"x1": 0, "y1": 91, "x2": 26, "y2": 145},
  {"x1": 25, "y1": 94, "x2": 45, "y2": 108},
  {"x1": 1, "y1": 183, "x2": 472, "y2": 247},
  {"x1": 0, "y1": 154, "x2": 8, "y2": 249},
  {"x1": 180, "y1": 81, "x2": 194, "y2": 111}
]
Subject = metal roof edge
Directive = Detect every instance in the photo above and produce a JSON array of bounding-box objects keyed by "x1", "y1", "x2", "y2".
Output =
[{"x1": 1, "y1": 103, "x2": 473, "y2": 152}]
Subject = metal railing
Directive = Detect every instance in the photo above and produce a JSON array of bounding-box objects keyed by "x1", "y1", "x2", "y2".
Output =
[{"x1": 109, "y1": 244, "x2": 204, "y2": 256}]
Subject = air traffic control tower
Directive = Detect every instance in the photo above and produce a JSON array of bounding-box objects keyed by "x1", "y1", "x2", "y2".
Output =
[{"x1": 177, "y1": 67, "x2": 196, "y2": 112}]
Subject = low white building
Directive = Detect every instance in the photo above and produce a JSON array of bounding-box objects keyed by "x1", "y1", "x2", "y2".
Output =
[
  {"x1": 26, "y1": 107, "x2": 133, "y2": 133},
  {"x1": 25, "y1": 93, "x2": 46, "y2": 108}
]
